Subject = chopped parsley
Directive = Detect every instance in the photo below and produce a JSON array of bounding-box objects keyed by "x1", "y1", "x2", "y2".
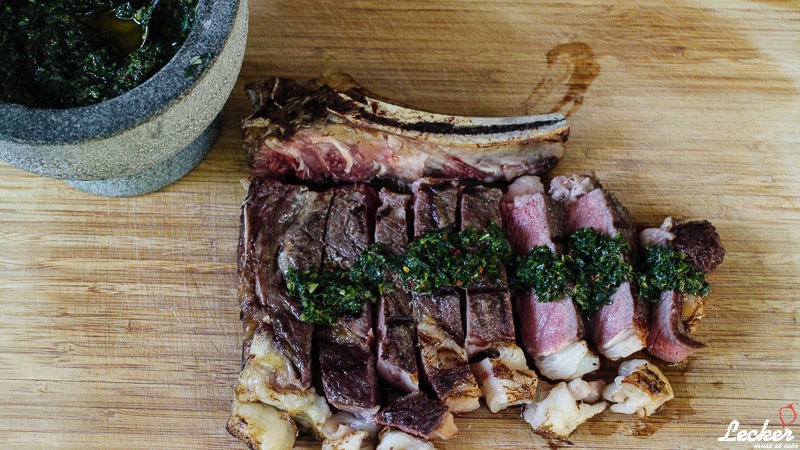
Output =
[
  {"x1": 510, "y1": 246, "x2": 571, "y2": 303},
  {"x1": 637, "y1": 244, "x2": 710, "y2": 301},
  {"x1": 288, "y1": 224, "x2": 711, "y2": 324},
  {"x1": 1, "y1": 0, "x2": 198, "y2": 108},
  {"x1": 287, "y1": 223, "x2": 512, "y2": 324},
  {"x1": 401, "y1": 222, "x2": 511, "y2": 292},
  {"x1": 566, "y1": 228, "x2": 634, "y2": 316}
]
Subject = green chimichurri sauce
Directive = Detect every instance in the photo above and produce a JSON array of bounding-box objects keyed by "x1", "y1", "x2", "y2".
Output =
[
  {"x1": 288, "y1": 225, "x2": 712, "y2": 325},
  {"x1": 1, "y1": 0, "x2": 198, "y2": 108},
  {"x1": 637, "y1": 244, "x2": 710, "y2": 301}
]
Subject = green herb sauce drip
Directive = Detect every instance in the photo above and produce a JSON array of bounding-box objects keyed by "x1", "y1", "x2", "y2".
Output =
[
  {"x1": 637, "y1": 244, "x2": 710, "y2": 301},
  {"x1": 286, "y1": 223, "x2": 512, "y2": 324},
  {"x1": 509, "y1": 246, "x2": 571, "y2": 303},
  {"x1": 566, "y1": 227, "x2": 634, "y2": 316},
  {"x1": 1, "y1": 0, "x2": 198, "y2": 108}
]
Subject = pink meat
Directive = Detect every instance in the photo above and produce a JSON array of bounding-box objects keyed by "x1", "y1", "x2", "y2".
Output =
[
  {"x1": 515, "y1": 292, "x2": 584, "y2": 357},
  {"x1": 646, "y1": 290, "x2": 706, "y2": 363}
]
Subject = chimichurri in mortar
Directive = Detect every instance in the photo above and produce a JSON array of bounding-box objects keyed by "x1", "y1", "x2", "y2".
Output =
[{"x1": 1, "y1": 0, "x2": 198, "y2": 108}]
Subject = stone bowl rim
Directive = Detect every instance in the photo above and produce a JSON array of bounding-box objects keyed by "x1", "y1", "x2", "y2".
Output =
[{"x1": 0, "y1": 0, "x2": 239, "y2": 146}]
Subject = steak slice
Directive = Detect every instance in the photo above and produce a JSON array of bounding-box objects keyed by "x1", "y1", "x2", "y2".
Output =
[
  {"x1": 411, "y1": 178, "x2": 480, "y2": 413},
  {"x1": 377, "y1": 391, "x2": 457, "y2": 441},
  {"x1": 414, "y1": 291, "x2": 481, "y2": 413},
  {"x1": 243, "y1": 178, "x2": 332, "y2": 389},
  {"x1": 464, "y1": 290, "x2": 516, "y2": 356},
  {"x1": 501, "y1": 176, "x2": 599, "y2": 380},
  {"x1": 458, "y1": 182, "x2": 538, "y2": 412},
  {"x1": 242, "y1": 73, "x2": 569, "y2": 185},
  {"x1": 232, "y1": 178, "x2": 334, "y2": 438},
  {"x1": 641, "y1": 217, "x2": 724, "y2": 363},
  {"x1": 412, "y1": 178, "x2": 458, "y2": 237},
  {"x1": 550, "y1": 174, "x2": 648, "y2": 361},
  {"x1": 502, "y1": 177, "x2": 586, "y2": 376},
  {"x1": 459, "y1": 185, "x2": 507, "y2": 289},
  {"x1": 317, "y1": 184, "x2": 381, "y2": 418},
  {"x1": 375, "y1": 189, "x2": 420, "y2": 393}
]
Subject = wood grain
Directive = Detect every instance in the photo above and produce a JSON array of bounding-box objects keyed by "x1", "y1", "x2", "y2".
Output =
[{"x1": 1, "y1": 0, "x2": 799, "y2": 448}]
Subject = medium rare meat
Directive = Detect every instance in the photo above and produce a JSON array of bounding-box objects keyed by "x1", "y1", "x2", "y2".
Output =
[
  {"x1": 412, "y1": 179, "x2": 481, "y2": 413},
  {"x1": 647, "y1": 290, "x2": 705, "y2": 363},
  {"x1": 460, "y1": 185, "x2": 538, "y2": 413},
  {"x1": 242, "y1": 73, "x2": 569, "y2": 185},
  {"x1": 374, "y1": 189, "x2": 420, "y2": 393},
  {"x1": 501, "y1": 176, "x2": 599, "y2": 380},
  {"x1": 550, "y1": 174, "x2": 648, "y2": 360},
  {"x1": 376, "y1": 391, "x2": 457, "y2": 441},
  {"x1": 317, "y1": 184, "x2": 381, "y2": 418},
  {"x1": 642, "y1": 218, "x2": 725, "y2": 363}
]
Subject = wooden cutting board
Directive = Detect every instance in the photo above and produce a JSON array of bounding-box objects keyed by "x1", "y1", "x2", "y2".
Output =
[{"x1": 1, "y1": 1, "x2": 798, "y2": 448}]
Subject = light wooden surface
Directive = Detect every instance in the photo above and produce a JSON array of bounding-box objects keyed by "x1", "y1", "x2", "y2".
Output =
[{"x1": 1, "y1": 1, "x2": 799, "y2": 448}]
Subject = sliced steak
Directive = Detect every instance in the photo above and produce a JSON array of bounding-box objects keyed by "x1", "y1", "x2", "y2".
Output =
[
  {"x1": 243, "y1": 74, "x2": 569, "y2": 185},
  {"x1": 376, "y1": 391, "x2": 457, "y2": 441},
  {"x1": 501, "y1": 176, "x2": 599, "y2": 380},
  {"x1": 647, "y1": 290, "x2": 706, "y2": 363},
  {"x1": 411, "y1": 178, "x2": 480, "y2": 412},
  {"x1": 459, "y1": 184, "x2": 538, "y2": 412},
  {"x1": 415, "y1": 295, "x2": 482, "y2": 413},
  {"x1": 317, "y1": 184, "x2": 381, "y2": 418},
  {"x1": 233, "y1": 179, "x2": 334, "y2": 437},
  {"x1": 375, "y1": 189, "x2": 420, "y2": 393},
  {"x1": 244, "y1": 179, "x2": 332, "y2": 389},
  {"x1": 641, "y1": 217, "x2": 723, "y2": 363},
  {"x1": 464, "y1": 290, "x2": 516, "y2": 356},
  {"x1": 459, "y1": 185, "x2": 507, "y2": 289},
  {"x1": 323, "y1": 184, "x2": 379, "y2": 268},
  {"x1": 550, "y1": 174, "x2": 647, "y2": 361},
  {"x1": 412, "y1": 178, "x2": 458, "y2": 237}
]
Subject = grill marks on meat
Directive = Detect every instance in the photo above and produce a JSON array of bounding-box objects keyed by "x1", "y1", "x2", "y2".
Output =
[
  {"x1": 412, "y1": 179, "x2": 481, "y2": 413},
  {"x1": 317, "y1": 184, "x2": 381, "y2": 418},
  {"x1": 374, "y1": 190, "x2": 420, "y2": 393},
  {"x1": 642, "y1": 218, "x2": 724, "y2": 363},
  {"x1": 550, "y1": 174, "x2": 648, "y2": 361},
  {"x1": 243, "y1": 73, "x2": 569, "y2": 185},
  {"x1": 501, "y1": 176, "x2": 599, "y2": 380},
  {"x1": 412, "y1": 178, "x2": 458, "y2": 237}
]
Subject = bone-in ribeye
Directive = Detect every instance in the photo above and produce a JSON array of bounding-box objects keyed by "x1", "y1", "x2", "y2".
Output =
[
  {"x1": 242, "y1": 73, "x2": 569, "y2": 185},
  {"x1": 231, "y1": 76, "x2": 724, "y2": 449}
]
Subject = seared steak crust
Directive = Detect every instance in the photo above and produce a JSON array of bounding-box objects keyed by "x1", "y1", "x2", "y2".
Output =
[{"x1": 672, "y1": 220, "x2": 725, "y2": 273}]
